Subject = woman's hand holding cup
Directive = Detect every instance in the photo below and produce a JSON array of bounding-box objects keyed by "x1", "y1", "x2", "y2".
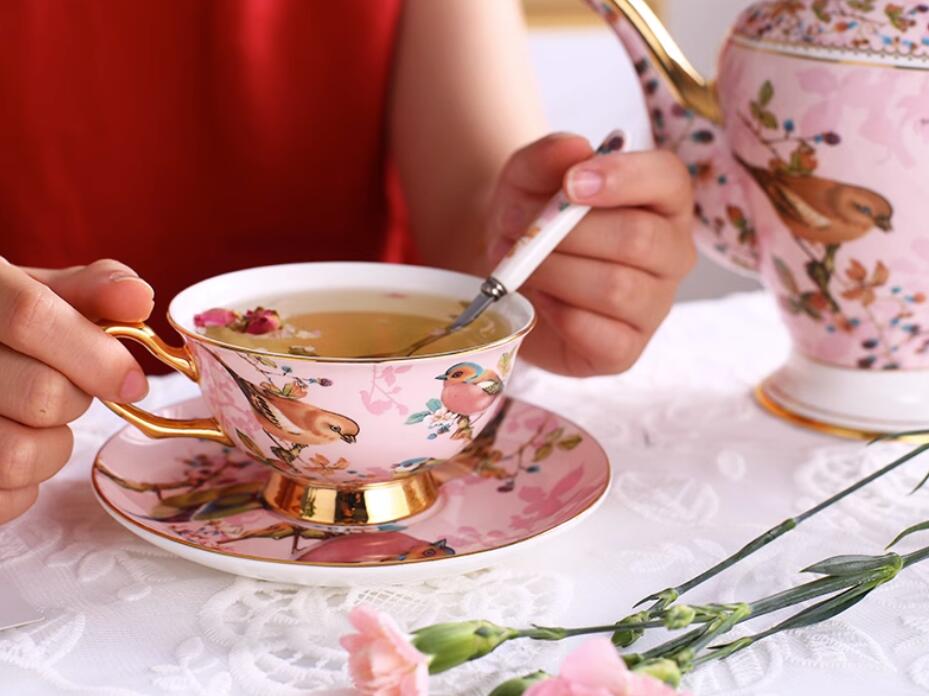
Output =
[{"x1": 0, "y1": 258, "x2": 152, "y2": 523}]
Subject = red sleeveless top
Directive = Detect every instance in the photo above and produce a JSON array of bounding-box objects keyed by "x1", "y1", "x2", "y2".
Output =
[{"x1": 0, "y1": 1, "x2": 411, "y2": 368}]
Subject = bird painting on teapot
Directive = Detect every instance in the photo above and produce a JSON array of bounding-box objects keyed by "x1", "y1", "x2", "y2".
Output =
[
  {"x1": 592, "y1": 0, "x2": 929, "y2": 370},
  {"x1": 592, "y1": 0, "x2": 929, "y2": 432}
]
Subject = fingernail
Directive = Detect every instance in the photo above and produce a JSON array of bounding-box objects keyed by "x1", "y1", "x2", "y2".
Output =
[
  {"x1": 110, "y1": 271, "x2": 154, "y2": 297},
  {"x1": 567, "y1": 169, "x2": 604, "y2": 199},
  {"x1": 546, "y1": 131, "x2": 581, "y2": 141},
  {"x1": 119, "y1": 369, "x2": 148, "y2": 402}
]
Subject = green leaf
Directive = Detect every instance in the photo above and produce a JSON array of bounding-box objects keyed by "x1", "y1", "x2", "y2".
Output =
[
  {"x1": 812, "y1": 1, "x2": 830, "y2": 21},
  {"x1": 759, "y1": 110, "x2": 779, "y2": 130},
  {"x1": 805, "y1": 259, "x2": 832, "y2": 293},
  {"x1": 405, "y1": 411, "x2": 430, "y2": 425},
  {"x1": 256, "y1": 355, "x2": 278, "y2": 368},
  {"x1": 497, "y1": 351, "x2": 513, "y2": 377},
  {"x1": 773, "y1": 257, "x2": 800, "y2": 295},
  {"x1": 802, "y1": 553, "x2": 900, "y2": 576},
  {"x1": 558, "y1": 434, "x2": 583, "y2": 451},
  {"x1": 544, "y1": 427, "x2": 565, "y2": 445},
  {"x1": 910, "y1": 465, "x2": 929, "y2": 494},
  {"x1": 236, "y1": 429, "x2": 266, "y2": 461},
  {"x1": 758, "y1": 80, "x2": 774, "y2": 107},
  {"x1": 426, "y1": 398, "x2": 442, "y2": 413},
  {"x1": 888, "y1": 520, "x2": 929, "y2": 548},
  {"x1": 770, "y1": 585, "x2": 874, "y2": 632},
  {"x1": 533, "y1": 444, "x2": 554, "y2": 462}
]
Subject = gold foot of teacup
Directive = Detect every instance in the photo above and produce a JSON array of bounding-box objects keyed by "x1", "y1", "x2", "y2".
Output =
[{"x1": 262, "y1": 471, "x2": 440, "y2": 526}]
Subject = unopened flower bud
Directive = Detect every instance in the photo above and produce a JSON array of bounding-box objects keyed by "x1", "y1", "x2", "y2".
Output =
[
  {"x1": 412, "y1": 620, "x2": 517, "y2": 674},
  {"x1": 664, "y1": 604, "x2": 697, "y2": 630},
  {"x1": 243, "y1": 307, "x2": 281, "y2": 334},
  {"x1": 194, "y1": 307, "x2": 239, "y2": 328},
  {"x1": 632, "y1": 658, "x2": 682, "y2": 688},
  {"x1": 488, "y1": 671, "x2": 550, "y2": 696},
  {"x1": 611, "y1": 611, "x2": 649, "y2": 647}
]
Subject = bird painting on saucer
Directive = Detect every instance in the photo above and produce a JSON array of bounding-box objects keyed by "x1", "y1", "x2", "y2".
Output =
[{"x1": 436, "y1": 362, "x2": 503, "y2": 440}]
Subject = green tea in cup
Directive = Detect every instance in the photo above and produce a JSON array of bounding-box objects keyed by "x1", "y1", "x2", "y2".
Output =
[{"x1": 194, "y1": 289, "x2": 510, "y2": 358}]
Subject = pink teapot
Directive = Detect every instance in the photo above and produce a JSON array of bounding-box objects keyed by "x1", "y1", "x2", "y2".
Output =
[{"x1": 591, "y1": 0, "x2": 929, "y2": 436}]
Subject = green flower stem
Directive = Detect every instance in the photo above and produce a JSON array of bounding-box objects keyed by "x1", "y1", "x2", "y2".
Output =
[
  {"x1": 645, "y1": 551, "x2": 920, "y2": 669},
  {"x1": 518, "y1": 574, "x2": 884, "y2": 657},
  {"x1": 637, "y1": 443, "x2": 929, "y2": 614},
  {"x1": 640, "y1": 573, "x2": 895, "y2": 662},
  {"x1": 515, "y1": 622, "x2": 665, "y2": 641},
  {"x1": 903, "y1": 545, "x2": 929, "y2": 567},
  {"x1": 690, "y1": 573, "x2": 899, "y2": 669}
]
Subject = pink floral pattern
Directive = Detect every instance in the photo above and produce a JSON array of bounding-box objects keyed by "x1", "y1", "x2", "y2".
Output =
[
  {"x1": 735, "y1": 1, "x2": 929, "y2": 60},
  {"x1": 92, "y1": 397, "x2": 610, "y2": 567}
]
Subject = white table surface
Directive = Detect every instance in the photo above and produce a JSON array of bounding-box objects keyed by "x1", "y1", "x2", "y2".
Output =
[{"x1": 2, "y1": 290, "x2": 928, "y2": 696}]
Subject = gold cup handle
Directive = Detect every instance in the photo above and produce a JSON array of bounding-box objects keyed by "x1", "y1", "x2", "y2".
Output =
[{"x1": 99, "y1": 322, "x2": 234, "y2": 446}]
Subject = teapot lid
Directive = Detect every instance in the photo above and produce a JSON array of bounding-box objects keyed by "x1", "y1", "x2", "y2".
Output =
[{"x1": 733, "y1": 1, "x2": 929, "y2": 66}]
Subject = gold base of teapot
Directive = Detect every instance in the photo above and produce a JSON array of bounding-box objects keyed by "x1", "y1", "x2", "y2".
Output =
[
  {"x1": 262, "y1": 470, "x2": 439, "y2": 526},
  {"x1": 754, "y1": 385, "x2": 929, "y2": 444}
]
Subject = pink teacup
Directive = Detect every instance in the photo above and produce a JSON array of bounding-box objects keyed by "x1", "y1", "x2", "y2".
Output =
[{"x1": 101, "y1": 262, "x2": 535, "y2": 525}]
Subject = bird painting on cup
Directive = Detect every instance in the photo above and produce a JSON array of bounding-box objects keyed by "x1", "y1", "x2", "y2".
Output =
[
  {"x1": 737, "y1": 79, "x2": 894, "y2": 316},
  {"x1": 436, "y1": 362, "x2": 503, "y2": 440},
  {"x1": 206, "y1": 350, "x2": 360, "y2": 466}
]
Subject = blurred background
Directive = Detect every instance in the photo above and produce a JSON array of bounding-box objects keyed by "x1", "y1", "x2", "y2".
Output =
[{"x1": 522, "y1": 0, "x2": 759, "y2": 302}]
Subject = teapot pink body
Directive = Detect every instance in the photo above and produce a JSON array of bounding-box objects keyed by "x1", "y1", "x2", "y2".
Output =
[{"x1": 593, "y1": 0, "x2": 929, "y2": 433}]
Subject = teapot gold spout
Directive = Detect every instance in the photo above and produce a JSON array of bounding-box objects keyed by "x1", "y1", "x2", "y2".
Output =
[{"x1": 605, "y1": 0, "x2": 722, "y2": 124}]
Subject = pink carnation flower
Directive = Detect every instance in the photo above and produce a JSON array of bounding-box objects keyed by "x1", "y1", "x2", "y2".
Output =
[
  {"x1": 193, "y1": 307, "x2": 239, "y2": 328},
  {"x1": 340, "y1": 605, "x2": 429, "y2": 696},
  {"x1": 525, "y1": 638, "x2": 689, "y2": 696}
]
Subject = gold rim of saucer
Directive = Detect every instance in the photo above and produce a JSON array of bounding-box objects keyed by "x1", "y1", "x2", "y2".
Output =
[
  {"x1": 262, "y1": 470, "x2": 439, "y2": 526},
  {"x1": 754, "y1": 384, "x2": 929, "y2": 444}
]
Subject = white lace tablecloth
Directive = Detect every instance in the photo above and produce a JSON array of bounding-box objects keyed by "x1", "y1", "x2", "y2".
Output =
[{"x1": 3, "y1": 290, "x2": 929, "y2": 696}]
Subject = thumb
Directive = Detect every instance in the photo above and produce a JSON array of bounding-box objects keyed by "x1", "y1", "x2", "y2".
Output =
[
  {"x1": 497, "y1": 132, "x2": 594, "y2": 196},
  {"x1": 21, "y1": 259, "x2": 155, "y2": 322},
  {"x1": 487, "y1": 133, "x2": 594, "y2": 262}
]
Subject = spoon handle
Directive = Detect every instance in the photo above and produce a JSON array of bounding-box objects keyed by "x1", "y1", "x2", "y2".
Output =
[{"x1": 489, "y1": 129, "x2": 631, "y2": 295}]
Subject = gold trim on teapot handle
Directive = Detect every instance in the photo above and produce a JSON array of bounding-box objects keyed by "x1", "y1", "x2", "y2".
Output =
[{"x1": 99, "y1": 322, "x2": 234, "y2": 446}]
